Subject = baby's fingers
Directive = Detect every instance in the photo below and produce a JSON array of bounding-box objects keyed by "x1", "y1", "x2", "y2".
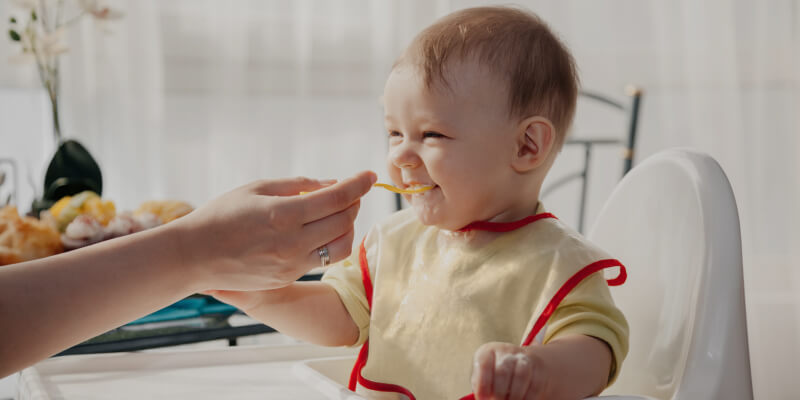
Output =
[
  {"x1": 471, "y1": 345, "x2": 496, "y2": 399},
  {"x1": 492, "y1": 353, "x2": 518, "y2": 399},
  {"x1": 507, "y1": 354, "x2": 533, "y2": 400}
]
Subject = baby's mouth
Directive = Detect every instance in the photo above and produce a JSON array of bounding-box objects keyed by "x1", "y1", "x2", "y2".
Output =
[{"x1": 405, "y1": 184, "x2": 437, "y2": 194}]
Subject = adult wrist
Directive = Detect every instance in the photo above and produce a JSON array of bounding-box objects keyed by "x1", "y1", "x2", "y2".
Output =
[{"x1": 159, "y1": 219, "x2": 212, "y2": 293}]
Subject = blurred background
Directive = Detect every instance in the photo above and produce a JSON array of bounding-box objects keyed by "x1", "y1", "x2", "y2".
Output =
[{"x1": 0, "y1": 0, "x2": 797, "y2": 398}]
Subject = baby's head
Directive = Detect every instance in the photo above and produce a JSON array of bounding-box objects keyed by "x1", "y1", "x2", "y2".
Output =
[{"x1": 382, "y1": 6, "x2": 578, "y2": 231}]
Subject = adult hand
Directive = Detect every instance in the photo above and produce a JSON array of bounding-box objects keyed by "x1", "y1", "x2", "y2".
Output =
[
  {"x1": 174, "y1": 170, "x2": 377, "y2": 292},
  {"x1": 471, "y1": 342, "x2": 548, "y2": 400},
  {"x1": 0, "y1": 171, "x2": 375, "y2": 377}
]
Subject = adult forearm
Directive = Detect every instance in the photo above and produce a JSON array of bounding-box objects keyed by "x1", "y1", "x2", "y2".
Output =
[
  {"x1": 239, "y1": 282, "x2": 359, "y2": 347},
  {"x1": 0, "y1": 223, "x2": 195, "y2": 378}
]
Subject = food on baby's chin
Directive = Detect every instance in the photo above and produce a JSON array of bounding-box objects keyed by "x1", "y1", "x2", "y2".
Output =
[{"x1": 0, "y1": 206, "x2": 63, "y2": 266}]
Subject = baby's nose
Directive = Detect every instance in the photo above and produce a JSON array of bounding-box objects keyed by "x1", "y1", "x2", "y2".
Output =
[{"x1": 390, "y1": 144, "x2": 421, "y2": 169}]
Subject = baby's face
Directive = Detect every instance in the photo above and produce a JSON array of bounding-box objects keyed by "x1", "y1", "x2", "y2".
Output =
[{"x1": 382, "y1": 61, "x2": 522, "y2": 230}]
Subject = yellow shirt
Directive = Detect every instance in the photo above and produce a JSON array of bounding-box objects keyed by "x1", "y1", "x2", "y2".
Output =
[{"x1": 322, "y1": 207, "x2": 628, "y2": 399}]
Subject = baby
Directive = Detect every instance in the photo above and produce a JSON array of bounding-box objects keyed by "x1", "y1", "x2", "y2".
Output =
[{"x1": 211, "y1": 6, "x2": 628, "y2": 399}]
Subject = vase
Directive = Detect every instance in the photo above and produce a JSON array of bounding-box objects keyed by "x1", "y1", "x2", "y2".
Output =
[{"x1": 31, "y1": 139, "x2": 103, "y2": 217}]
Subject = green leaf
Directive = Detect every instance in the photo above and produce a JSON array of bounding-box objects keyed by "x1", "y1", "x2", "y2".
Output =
[
  {"x1": 10, "y1": 17, "x2": 17, "y2": 24},
  {"x1": 31, "y1": 11, "x2": 37, "y2": 21},
  {"x1": 9, "y1": 29, "x2": 21, "y2": 42}
]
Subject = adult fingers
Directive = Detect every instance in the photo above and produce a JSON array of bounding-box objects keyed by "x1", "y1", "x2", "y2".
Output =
[
  {"x1": 249, "y1": 176, "x2": 338, "y2": 197},
  {"x1": 299, "y1": 171, "x2": 376, "y2": 223},
  {"x1": 508, "y1": 355, "x2": 533, "y2": 400},
  {"x1": 302, "y1": 200, "x2": 360, "y2": 250},
  {"x1": 472, "y1": 345, "x2": 496, "y2": 399},
  {"x1": 305, "y1": 227, "x2": 355, "y2": 269}
]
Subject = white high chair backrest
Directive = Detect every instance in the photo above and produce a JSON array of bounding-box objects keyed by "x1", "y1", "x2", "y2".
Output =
[{"x1": 587, "y1": 149, "x2": 753, "y2": 399}]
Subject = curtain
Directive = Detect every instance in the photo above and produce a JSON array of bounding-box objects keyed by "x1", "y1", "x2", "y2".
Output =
[{"x1": 0, "y1": 0, "x2": 797, "y2": 397}]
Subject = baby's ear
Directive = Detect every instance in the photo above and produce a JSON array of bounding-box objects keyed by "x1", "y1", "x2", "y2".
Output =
[{"x1": 511, "y1": 116, "x2": 555, "y2": 173}]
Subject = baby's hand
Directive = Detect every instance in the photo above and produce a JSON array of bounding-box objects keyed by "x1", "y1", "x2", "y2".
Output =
[{"x1": 470, "y1": 342, "x2": 548, "y2": 400}]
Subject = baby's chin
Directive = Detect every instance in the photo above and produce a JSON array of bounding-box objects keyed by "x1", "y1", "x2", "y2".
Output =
[
  {"x1": 410, "y1": 205, "x2": 465, "y2": 231},
  {"x1": 410, "y1": 203, "x2": 439, "y2": 226}
]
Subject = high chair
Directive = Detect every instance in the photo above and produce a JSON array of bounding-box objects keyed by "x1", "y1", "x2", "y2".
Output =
[
  {"x1": 292, "y1": 149, "x2": 753, "y2": 399},
  {"x1": 584, "y1": 148, "x2": 753, "y2": 399}
]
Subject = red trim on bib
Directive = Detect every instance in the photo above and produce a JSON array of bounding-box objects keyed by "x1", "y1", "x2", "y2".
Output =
[
  {"x1": 457, "y1": 212, "x2": 557, "y2": 232},
  {"x1": 358, "y1": 238, "x2": 373, "y2": 309},
  {"x1": 347, "y1": 213, "x2": 627, "y2": 400},
  {"x1": 521, "y1": 258, "x2": 627, "y2": 346}
]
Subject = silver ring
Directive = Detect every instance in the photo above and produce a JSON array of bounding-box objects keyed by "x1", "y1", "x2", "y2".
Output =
[{"x1": 318, "y1": 246, "x2": 330, "y2": 267}]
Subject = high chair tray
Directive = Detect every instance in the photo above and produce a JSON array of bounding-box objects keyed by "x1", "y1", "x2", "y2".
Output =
[
  {"x1": 293, "y1": 356, "x2": 365, "y2": 399},
  {"x1": 292, "y1": 356, "x2": 655, "y2": 400},
  {"x1": 18, "y1": 342, "x2": 357, "y2": 400}
]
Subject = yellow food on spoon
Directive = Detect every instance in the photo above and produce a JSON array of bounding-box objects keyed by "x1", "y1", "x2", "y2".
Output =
[
  {"x1": 300, "y1": 183, "x2": 434, "y2": 196},
  {"x1": 372, "y1": 183, "x2": 434, "y2": 194}
]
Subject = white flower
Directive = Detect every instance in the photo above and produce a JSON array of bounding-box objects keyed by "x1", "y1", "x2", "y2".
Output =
[
  {"x1": 37, "y1": 28, "x2": 69, "y2": 56},
  {"x1": 77, "y1": 0, "x2": 123, "y2": 20},
  {"x1": 8, "y1": 27, "x2": 69, "y2": 65}
]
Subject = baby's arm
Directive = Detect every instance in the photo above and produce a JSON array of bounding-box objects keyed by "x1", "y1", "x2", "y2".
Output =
[
  {"x1": 470, "y1": 334, "x2": 612, "y2": 399},
  {"x1": 207, "y1": 281, "x2": 358, "y2": 347}
]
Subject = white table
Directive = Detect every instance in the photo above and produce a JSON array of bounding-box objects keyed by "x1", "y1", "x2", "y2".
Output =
[
  {"x1": 19, "y1": 342, "x2": 653, "y2": 400},
  {"x1": 19, "y1": 343, "x2": 358, "y2": 400}
]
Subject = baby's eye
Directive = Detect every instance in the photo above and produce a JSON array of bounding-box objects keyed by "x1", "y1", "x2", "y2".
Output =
[
  {"x1": 388, "y1": 130, "x2": 402, "y2": 138},
  {"x1": 423, "y1": 131, "x2": 446, "y2": 139}
]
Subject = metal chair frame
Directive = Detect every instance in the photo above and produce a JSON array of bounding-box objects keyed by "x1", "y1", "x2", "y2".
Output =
[{"x1": 541, "y1": 87, "x2": 643, "y2": 233}]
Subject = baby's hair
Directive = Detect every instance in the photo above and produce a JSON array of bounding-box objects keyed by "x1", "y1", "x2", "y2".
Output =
[{"x1": 397, "y1": 6, "x2": 579, "y2": 146}]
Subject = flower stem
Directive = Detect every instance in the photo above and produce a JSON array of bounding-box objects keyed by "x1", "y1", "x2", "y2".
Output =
[{"x1": 50, "y1": 90, "x2": 61, "y2": 145}]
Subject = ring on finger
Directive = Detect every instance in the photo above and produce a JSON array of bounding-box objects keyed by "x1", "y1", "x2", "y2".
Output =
[{"x1": 318, "y1": 245, "x2": 331, "y2": 267}]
